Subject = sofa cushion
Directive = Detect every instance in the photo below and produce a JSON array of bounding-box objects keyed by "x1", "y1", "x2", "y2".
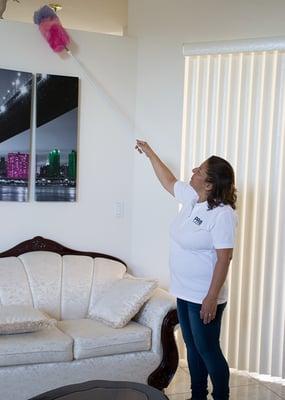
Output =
[
  {"x1": 0, "y1": 326, "x2": 73, "y2": 367},
  {"x1": 61, "y1": 255, "x2": 94, "y2": 320},
  {"x1": 88, "y1": 278, "x2": 158, "y2": 328},
  {"x1": 57, "y1": 319, "x2": 151, "y2": 360},
  {"x1": 0, "y1": 257, "x2": 34, "y2": 307},
  {"x1": 61, "y1": 256, "x2": 126, "y2": 320},
  {"x1": 88, "y1": 258, "x2": 126, "y2": 312},
  {"x1": 0, "y1": 305, "x2": 56, "y2": 334},
  {"x1": 19, "y1": 252, "x2": 62, "y2": 320}
]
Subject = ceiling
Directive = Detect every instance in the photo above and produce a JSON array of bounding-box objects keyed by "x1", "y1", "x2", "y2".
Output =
[{"x1": 3, "y1": 0, "x2": 128, "y2": 35}]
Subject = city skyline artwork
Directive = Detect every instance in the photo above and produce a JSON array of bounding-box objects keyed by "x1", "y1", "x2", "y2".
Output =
[
  {"x1": 0, "y1": 68, "x2": 32, "y2": 202},
  {"x1": 0, "y1": 68, "x2": 79, "y2": 202},
  {"x1": 35, "y1": 74, "x2": 79, "y2": 201}
]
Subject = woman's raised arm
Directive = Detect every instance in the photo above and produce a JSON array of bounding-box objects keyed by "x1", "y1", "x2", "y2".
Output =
[{"x1": 135, "y1": 140, "x2": 177, "y2": 195}]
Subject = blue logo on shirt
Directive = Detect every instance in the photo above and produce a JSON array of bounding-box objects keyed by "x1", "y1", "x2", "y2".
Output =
[{"x1": 193, "y1": 216, "x2": 203, "y2": 225}]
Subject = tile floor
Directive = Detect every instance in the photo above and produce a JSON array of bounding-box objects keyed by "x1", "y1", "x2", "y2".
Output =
[{"x1": 165, "y1": 365, "x2": 285, "y2": 400}]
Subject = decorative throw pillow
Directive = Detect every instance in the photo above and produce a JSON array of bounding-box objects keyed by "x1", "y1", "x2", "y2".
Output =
[
  {"x1": 88, "y1": 277, "x2": 158, "y2": 328},
  {"x1": 0, "y1": 305, "x2": 57, "y2": 334}
]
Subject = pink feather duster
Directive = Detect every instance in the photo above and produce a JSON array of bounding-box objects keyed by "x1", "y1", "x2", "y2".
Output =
[
  {"x1": 39, "y1": 18, "x2": 70, "y2": 52},
  {"x1": 34, "y1": 6, "x2": 70, "y2": 53}
]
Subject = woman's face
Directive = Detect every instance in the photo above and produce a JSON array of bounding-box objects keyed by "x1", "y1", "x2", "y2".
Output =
[{"x1": 190, "y1": 161, "x2": 210, "y2": 193}]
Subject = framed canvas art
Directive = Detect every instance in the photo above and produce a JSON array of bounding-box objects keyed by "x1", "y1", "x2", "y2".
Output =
[
  {"x1": 0, "y1": 68, "x2": 33, "y2": 201},
  {"x1": 35, "y1": 73, "x2": 79, "y2": 201}
]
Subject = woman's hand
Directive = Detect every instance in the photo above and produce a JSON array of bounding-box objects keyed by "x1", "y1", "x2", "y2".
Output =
[
  {"x1": 135, "y1": 140, "x2": 154, "y2": 158},
  {"x1": 200, "y1": 295, "x2": 218, "y2": 324}
]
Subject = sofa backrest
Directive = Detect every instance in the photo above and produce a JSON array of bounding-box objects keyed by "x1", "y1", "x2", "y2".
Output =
[{"x1": 0, "y1": 251, "x2": 126, "y2": 320}]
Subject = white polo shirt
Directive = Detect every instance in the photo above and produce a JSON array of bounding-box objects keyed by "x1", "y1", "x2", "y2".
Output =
[{"x1": 169, "y1": 181, "x2": 237, "y2": 304}]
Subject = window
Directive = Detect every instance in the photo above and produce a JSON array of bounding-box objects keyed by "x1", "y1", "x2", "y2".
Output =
[{"x1": 181, "y1": 37, "x2": 285, "y2": 380}]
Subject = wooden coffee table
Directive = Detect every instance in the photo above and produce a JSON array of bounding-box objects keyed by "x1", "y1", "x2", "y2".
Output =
[{"x1": 29, "y1": 380, "x2": 168, "y2": 400}]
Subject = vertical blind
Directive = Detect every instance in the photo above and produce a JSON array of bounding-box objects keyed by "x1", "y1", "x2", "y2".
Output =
[{"x1": 181, "y1": 45, "x2": 285, "y2": 379}]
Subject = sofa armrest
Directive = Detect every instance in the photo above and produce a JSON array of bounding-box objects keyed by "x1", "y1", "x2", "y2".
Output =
[
  {"x1": 134, "y1": 288, "x2": 176, "y2": 354},
  {"x1": 135, "y1": 288, "x2": 179, "y2": 390}
]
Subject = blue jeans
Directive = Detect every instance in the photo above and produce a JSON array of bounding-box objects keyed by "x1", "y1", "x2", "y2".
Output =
[{"x1": 177, "y1": 298, "x2": 229, "y2": 400}]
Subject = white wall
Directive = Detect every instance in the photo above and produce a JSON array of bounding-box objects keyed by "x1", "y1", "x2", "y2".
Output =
[
  {"x1": 6, "y1": 0, "x2": 128, "y2": 35},
  {"x1": 0, "y1": 21, "x2": 137, "y2": 262},
  {"x1": 128, "y1": 0, "x2": 285, "y2": 287}
]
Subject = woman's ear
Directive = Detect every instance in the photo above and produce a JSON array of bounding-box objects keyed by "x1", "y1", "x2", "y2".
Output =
[{"x1": 205, "y1": 182, "x2": 213, "y2": 192}]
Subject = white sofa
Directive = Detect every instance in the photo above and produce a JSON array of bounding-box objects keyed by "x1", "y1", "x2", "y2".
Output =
[{"x1": 0, "y1": 236, "x2": 178, "y2": 400}]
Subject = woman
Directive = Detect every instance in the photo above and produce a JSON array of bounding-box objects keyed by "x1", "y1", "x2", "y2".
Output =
[{"x1": 135, "y1": 140, "x2": 237, "y2": 400}]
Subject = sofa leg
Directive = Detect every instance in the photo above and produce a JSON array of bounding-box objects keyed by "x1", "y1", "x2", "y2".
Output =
[{"x1": 147, "y1": 309, "x2": 179, "y2": 391}]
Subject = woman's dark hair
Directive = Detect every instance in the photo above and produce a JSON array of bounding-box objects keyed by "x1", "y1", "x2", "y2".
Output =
[{"x1": 205, "y1": 155, "x2": 237, "y2": 210}]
